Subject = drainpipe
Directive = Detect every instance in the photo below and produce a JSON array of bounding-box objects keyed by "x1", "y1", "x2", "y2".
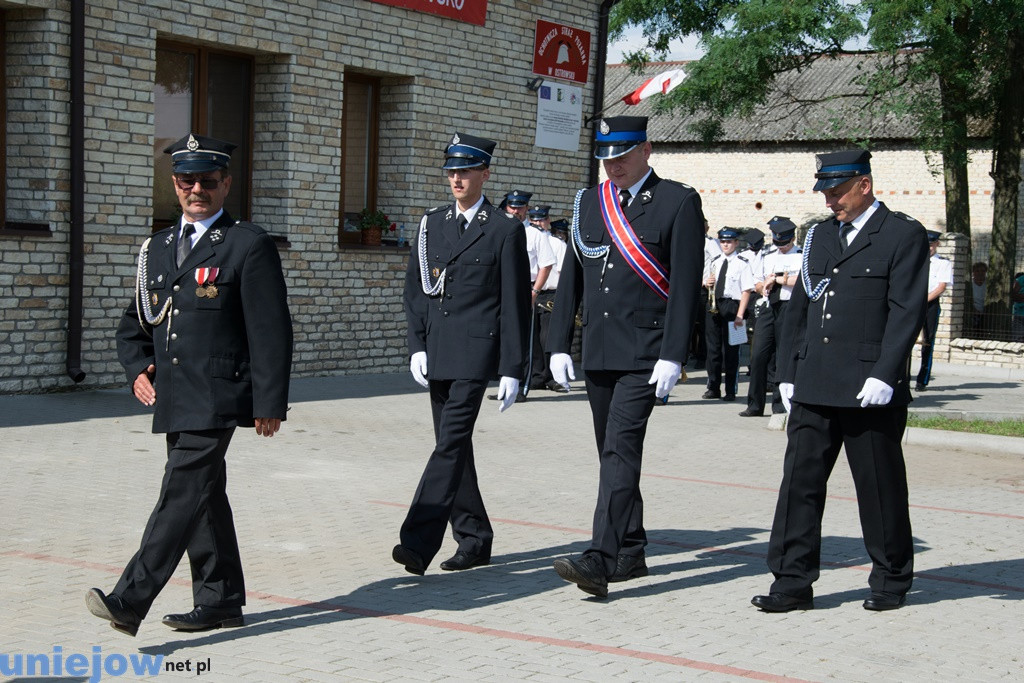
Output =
[
  {"x1": 589, "y1": 0, "x2": 618, "y2": 186},
  {"x1": 66, "y1": 0, "x2": 85, "y2": 383}
]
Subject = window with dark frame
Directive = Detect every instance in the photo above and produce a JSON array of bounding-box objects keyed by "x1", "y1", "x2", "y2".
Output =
[
  {"x1": 153, "y1": 41, "x2": 254, "y2": 230},
  {"x1": 340, "y1": 73, "x2": 381, "y2": 244},
  {"x1": 0, "y1": 13, "x2": 7, "y2": 226}
]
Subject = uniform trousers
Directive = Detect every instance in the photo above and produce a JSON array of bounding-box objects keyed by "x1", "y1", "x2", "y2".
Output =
[
  {"x1": 766, "y1": 401, "x2": 914, "y2": 599},
  {"x1": 114, "y1": 428, "x2": 244, "y2": 617},
  {"x1": 400, "y1": 378, "x2": 492, "y2": 565},
  {"x1": 745, "y1": 302, "x2": 787, "y2": 414},
  {"x1": 689, "y1": 288, "x2": 710, "y2": 366},
  {"x1": 582, "y1": 369, "x2": 655, "y2": 575},
  {"x1": 530, "y1": 290, "x2": 556, "y2": 388},
  {"x1": 705, "y1": 298, "x2": 740, "y2": 396},
  {"x1": 916, "y1": 299, "x2": 940, "y2": 387}
]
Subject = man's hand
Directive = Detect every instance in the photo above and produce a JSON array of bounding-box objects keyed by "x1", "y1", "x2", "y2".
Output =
[
  {"x1": 254, "y1": 418, "x2": 282, "y2": 437},
  {"x1": 132, "y1": 364, "x2": 156, "y2": 406},
  {"x1": 856, "y1": 377, "x2": 894, "y2": 408},
  {"x1": 647, "y1": 359, "x2": 681, "y2": 399},
  {"x1": 549, "y1": 353, "x2": 575, "y2": 392},
  {"x1": 779, "y1": 382, "x2": 794, "y2": 413},
  {"x1": 410, "y1": 351, "x2": 429, "y2": 388},
  {"x1": 496, "y1": 376, "x2": 520, "y2": 413}
]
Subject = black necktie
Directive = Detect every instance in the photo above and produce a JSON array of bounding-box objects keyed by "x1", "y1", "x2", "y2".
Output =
[
  {"x1": 714, "y1": 257, "x2": 728, "y2": 301},
  {"x1": 177, "y1": 223, "x2": 196, "y2": 267},
  {"x1": 839, "y1": 223, "x2": 854, "y2": 252},
  {"x1": 618, "y1": 188, "x2": 631, "y2": 210},
  {"x1": 458, "y1": 215, "x2": 468, "y2": 236}
]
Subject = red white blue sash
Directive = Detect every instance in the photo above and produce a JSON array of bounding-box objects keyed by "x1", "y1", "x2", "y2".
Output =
[{"x1": 598, "y1": 180, "x2": 669, "y2": 300}]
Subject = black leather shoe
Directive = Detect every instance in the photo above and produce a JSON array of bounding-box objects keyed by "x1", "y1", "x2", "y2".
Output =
[
  {"x1": 553, "y1": 554, "x2": 608, "y2": 598},
  {"x1": 722, "y1": 394, "x2": 736, "y2": 402},
  {"x1": 738, "y1": 408, "x2": 763, "y2": 417},
  {"x1": 546, "y1": 380, "x2": 569, "y2": 393},
  {"x1": 392, "y1": 544, "x2": 427, "y2": 575},
  {"x1": 609, "y1": 554, "x2": 648, "y2": 583},
  {"x1": 863, "y1": 592, "x2": 906, "y2": 611},
  {"x1": 701, "y1": 389, "x2": 721, "y2": 400},
  {"x1": 914, "y1": 383, "x2": 926, "y2": 392},
  {"x1": 162, "y1": 605, "x2": 243, "y2": 631},
  {"x1": 751, "y1": 592, "x2": 813, "y2": 612},
  {"x1": 86, "y1": 588, "x2": 141, "y2": 637},
  {"x1": 439, "y1": 550, "x2": 490, "y2": 571}
]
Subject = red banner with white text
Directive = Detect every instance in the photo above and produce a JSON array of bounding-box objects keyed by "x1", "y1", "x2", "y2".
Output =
[{"x1": 368, "y1": 0, "x2": 487, "y2": 26}]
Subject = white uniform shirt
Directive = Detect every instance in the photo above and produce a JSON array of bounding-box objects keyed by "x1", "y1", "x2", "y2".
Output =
[
  {"x1": 759, "y1": 245, "x2": 803, "y2": 301},
  {"x1": 928, "y1": 254, "x2": 953, "y2": 294},
  {"x1": 525, "y1": 224, "x2": 557, "y2": 281},
  {"x1": 544, "y1": 232, "x2": 567, "y2": 291},
  {"x1": 704, "y1": 252, "x2": 755, "y2": 300},
  {"x1": 704, "y1": 235, "x2": 722, "y2": 269}
]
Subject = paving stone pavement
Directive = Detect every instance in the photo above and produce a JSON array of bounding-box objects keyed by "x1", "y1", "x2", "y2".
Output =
[{"x1": 0, "y1": 364, "x2": 1021, "y2": 682}]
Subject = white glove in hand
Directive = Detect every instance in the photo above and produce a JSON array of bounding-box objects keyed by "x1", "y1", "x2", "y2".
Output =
[
  {"x1": 779, "y1": 382, "x2": 795, "y2": 413},
  {"x1": 856, "y1": 377, "x2": 894, "y2": 408},
  {"x1": 549, "y1": 353, "x2": 575, "y2": 392},
  {"x1": 647, "y1": 359, "x2": 682, "y2": 399},
  {"x1": 410, "y1": 351, "x2": 429, "y2": 389},
  {"x1": 496, "y1": 376, "x2": 520, "y2": 413}
]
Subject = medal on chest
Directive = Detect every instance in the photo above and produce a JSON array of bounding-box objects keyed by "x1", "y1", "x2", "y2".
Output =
[{"x1": 195, "y1": 267, "x2": 220, "y2": 298}]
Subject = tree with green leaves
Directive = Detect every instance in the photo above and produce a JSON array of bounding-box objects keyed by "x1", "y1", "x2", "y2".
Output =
[{"x1": 610, "y1": 0, "x2": 1023, "y2": 334}]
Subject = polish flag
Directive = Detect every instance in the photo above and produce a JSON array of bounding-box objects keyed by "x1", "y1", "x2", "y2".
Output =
[{"x1": 620, "y1": 68, "x2": 687, "y2": 105}]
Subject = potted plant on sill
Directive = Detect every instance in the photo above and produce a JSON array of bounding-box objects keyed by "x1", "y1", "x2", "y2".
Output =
[{"x1": 358, "y1": 207, "x2": 394, "y2": 246}]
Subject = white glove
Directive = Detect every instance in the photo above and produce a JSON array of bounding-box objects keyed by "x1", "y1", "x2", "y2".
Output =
[
  {"x1": 779, "y1": 382, "x2": 794, "y2": 413},
  {"x1": 647, "y1": 359, "x2": 682, "y2": 399},
  {"x1": 856, "y1": 377, "x2": 894, "y2": 408},
  {"x1": 410, "y1": 351, "x2": 429, "y2": 389},
  {"x1": 496, "y1": 376, "x2": 520, "y2": 413},
  {"x1": 549, "y1": 353, "x2": 575, "y2": 392}
]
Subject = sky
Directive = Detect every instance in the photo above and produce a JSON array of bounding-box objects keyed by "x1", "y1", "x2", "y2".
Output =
[{"x1": 606, "y1": 26, "x2": 705, "y2": 64}]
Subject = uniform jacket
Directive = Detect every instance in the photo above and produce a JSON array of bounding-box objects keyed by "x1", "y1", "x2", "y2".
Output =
[
  {"x1": 778, "y1": 202, "x2": 928, "y2": 407},
  {"x1": 116, "y1": 212, "x2": 293, "y2": 433},
  {"x1": 404, "y1": 199, "x2": 531, "y2": 381},
  {"x1": 550, "y1": 172, "x2": 705, "y2": 371}
]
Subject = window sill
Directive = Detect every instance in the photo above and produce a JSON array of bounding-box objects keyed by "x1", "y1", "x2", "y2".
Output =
[{"x1": 0, "y1": 222, "x2": 52, "y2": 237}]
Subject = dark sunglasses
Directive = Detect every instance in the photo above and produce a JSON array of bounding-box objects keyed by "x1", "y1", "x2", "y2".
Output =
[{"x1": 174, "y1": 175, "x2": 222, "y2": 191}]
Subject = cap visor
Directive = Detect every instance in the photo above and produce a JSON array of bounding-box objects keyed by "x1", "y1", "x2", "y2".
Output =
[
  {"x1": 595, "y1": 143, "x2": 639, "y2": 160},
  {"x1": 173, "y1": 160, "x2": 223, "y2": 174},
  {"x1": 812, "y1": 176, "x2": 850, "y2": 192},
  {"x1": 442, "y1": 159, "x2": 486, "y2": 170}
]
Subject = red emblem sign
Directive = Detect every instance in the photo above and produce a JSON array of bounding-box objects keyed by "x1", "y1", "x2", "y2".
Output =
[
  {"x1": 532, "y1": 20, "x2": 591, "y2": 85},
  {"x1": 367, "y1": 0, "x2": 487, "y2": 26}
]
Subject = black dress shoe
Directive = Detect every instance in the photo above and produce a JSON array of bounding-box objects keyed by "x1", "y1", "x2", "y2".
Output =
[
  {"x1": 553, "y1": 554, "x2": 608, "y2": 598},
  {"x1": 751, "y1": 592, "x2": 813, "y2": 612},
  {"x1": 439, "y1": 550, "x2": 490, "y2": 571},
  {"x1": 546, "y1": 380, "x2": 569, "y2": 393},
  {"x1": 701, "y1": 389, "x2": 721, "y2": 400},
  {"x1": 392, "y1": 544, "x2": 427, "y2": 575},
  {"x1": 863, "y1": 592, "x2": 906, "y2": 611},
  {"x1": 86, "y1": 588, "x2": 141, "y2": 637},
  {"x1": 738, "y1": 408, "x2": 763, "y2": 417},
  {"x1": 162, "y1": 605, "x2": 243, "y2": 631},
  {"x1": 608, "y1": 554, "x2": 648, "y2": 583},
  {"x1": 722, "y1": 394, "x2": 736, "y2": 402}
]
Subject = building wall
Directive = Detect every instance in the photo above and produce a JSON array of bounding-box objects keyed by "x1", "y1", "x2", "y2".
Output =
[{"x1": 0, "y1": 0, "x2": 599, "y2": 392}]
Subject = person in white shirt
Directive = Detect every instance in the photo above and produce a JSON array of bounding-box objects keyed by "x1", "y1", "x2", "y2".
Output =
[
  {"x1": 915, "y1": 230, "x2": 953, "y2": 390},
  {"x1": 702, "y1": 227, "x2": 756, "y2": 400},
  {"x1": 527, "y1": 205, "x2": 566, "y2": 392},
  {"x1": 740, "y1": 217, "x2": 802, "y2": 416}
]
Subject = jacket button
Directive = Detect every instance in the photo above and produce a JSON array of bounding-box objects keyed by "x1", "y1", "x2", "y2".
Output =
[
  {"x1": 833, "y1": 268, "x2": 839, "y2": 274},
  {"x1": 173, "y1": 285, "x2": 180, "y2": 292},
  {"x1": 157, "y1": 274, "x2": 163, "y2": 282},
  {"x1": 173, "y1": 309, "x2": 180, "y2": 315},
  {"x1": 822, "y1": 337, "x2": 830, "y2": 344},
  {"x1": 603, "y1": 311, "x2": 609, "y2": 318},
  {"x1": 607, "y1": 262, "x2": 614, "y2": 269},
  {"x1": 235, "y1": 371, "x2": 240, "y2": 377},
  {"x1": 170, "y1": 333, "x2": 177, "y2": 340},
  {"x1": 443, "y1": 311, "x2": 449, "y2": 317},
  {"x1": 825, "y1": 314, "x2": 832, "y2": 320},
  {"x1": 603, "y1": 287, "x2": 610, "y2": 293},
  {"x1": 172, "y1": 357, "x2": 179, "y2": 365}
]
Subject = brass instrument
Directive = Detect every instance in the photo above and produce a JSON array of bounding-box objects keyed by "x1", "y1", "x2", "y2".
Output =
[
  {"x1": 539, "y1": 298, "x2": 582, "y2": 326},
  {"x1": 708, "y1": 283, "x2": 718, "y2": 314}
]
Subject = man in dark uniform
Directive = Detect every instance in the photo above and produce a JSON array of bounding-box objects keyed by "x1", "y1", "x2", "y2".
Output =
[
  {"x1": 752, "y1": 150, "x2": 928, "y2": 613},
  {"x1": 395, "y1": 132, "x2": 531, "y2": 575},
  {"x1": 528, "y1": 204, "x2": 559, "y2": 391},
  {"x1": 548, "y1": 116, "x2": 704, "y2": 598},
  {"x1": 740, "y1": 216, "x2": 802, "y2": 417},
  {"x1": 86, "y1": 133, "x2": 293, "y2": 636}
]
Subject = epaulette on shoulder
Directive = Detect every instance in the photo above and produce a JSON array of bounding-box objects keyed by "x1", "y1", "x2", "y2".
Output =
[
  {"x1": 233, "y1": 220, "x2": 266, "y2": 234},
  {"x1": 936, "y1": 255, "x2": 949, "y2": 260},
  {"x1": 892, "y1": 211, "x2": 921, "y2": 225},
  {"x1": 710, "y1": 253, "x2": 722, "y2": 262},
  {"x1": 761, "y1": 244, "x2": 776, "y2": 255},
  {"x1": 737, "y1": 254, "x2": 749, "y2": 263},
  {"x1": 662, "y1": 178, "x2": 694, "y2": 191},
  {"x1": 426, "y1": 204, "x2": 448, "y2": 215}
]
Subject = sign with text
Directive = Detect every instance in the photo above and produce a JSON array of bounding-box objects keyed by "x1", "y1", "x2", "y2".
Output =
[
  {"x1": 532, "y1": 20, "x2": 591, "y2": 85},
  {"x1": 368, "y1": 0, "x2": 487, "y2": 26},
  {"x1": 535, "y1": 81, "x2": 582, "y2": 152}
]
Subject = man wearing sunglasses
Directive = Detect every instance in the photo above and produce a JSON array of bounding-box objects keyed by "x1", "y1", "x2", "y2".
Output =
[{"x1": 86, "y1": 133, "x2": 292, "y2": 636}]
